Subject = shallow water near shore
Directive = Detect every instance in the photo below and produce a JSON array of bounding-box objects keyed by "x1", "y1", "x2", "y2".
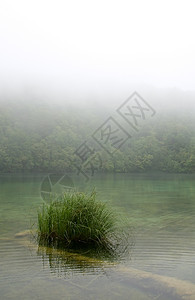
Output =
[{"x1": 0, "y1": 173, "x2": 195, "y2": 299}]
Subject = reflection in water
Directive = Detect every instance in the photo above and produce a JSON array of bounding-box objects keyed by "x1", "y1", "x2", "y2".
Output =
[
  {"x1": 37, "y1": 228, "x2": 135, "y2": 277},
  {"x1": 37, "y1": 246, "x2": 111, "y2": 276},
  {"x1": 37, "y1": 244, "x2": 189, "y2": 300},
  {"x1": 0, "y1": 173, "x2": 195, "y2": 300}
]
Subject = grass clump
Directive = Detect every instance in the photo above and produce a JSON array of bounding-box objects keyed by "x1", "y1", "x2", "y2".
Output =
[{"x1": 37, "y1": 191, "x2": 117, "y2": 249}]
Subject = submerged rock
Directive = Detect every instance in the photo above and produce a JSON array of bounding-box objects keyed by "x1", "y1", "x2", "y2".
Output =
[
  {"x1": 15, "y1": 230, "x2": 195, "y2": 299},
  {"x1": 15, "y1": 229, "x2": 35, "y2": 238}
]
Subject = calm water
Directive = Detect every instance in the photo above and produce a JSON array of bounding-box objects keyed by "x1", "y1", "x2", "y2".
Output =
[{"x1": 0, "y1": 173, "x2": 195, "y2": 300}]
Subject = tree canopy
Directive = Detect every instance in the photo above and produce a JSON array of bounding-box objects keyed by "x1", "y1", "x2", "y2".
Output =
[{"x1": 0, "y1": 99, "x2": 194, "y2": 174}]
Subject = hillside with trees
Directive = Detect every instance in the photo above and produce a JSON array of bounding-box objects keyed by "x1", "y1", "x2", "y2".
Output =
[{"x1": 0, "y1": 99, "x2": 194, "y2": 174}]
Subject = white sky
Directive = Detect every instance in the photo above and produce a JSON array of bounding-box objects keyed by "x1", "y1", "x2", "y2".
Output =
[{"x1": 0, "y1": 0, "x2": 195, "y2": 95}]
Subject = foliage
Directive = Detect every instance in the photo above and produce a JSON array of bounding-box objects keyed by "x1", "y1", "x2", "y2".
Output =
[
  {"x1": 0, "y1": 99, "x2": 194, "y2": 173},
  {"x1": 37, "y1": 191, "x2": 117, "y2": 249}
]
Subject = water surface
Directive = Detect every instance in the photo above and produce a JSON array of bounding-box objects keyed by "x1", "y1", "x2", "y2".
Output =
[{"x1": 0, "y1": 173, "x2": 195, "y2": 299}]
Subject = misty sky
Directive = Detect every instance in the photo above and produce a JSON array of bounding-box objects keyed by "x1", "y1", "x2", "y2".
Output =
[{"x1": 0, "y1": 0, "x2": 195, "y2": 97}]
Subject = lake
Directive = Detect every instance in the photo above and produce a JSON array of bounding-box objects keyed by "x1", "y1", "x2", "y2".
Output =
[{"x1": 0, "y1": 173, "x2": 195, "y2": 300}]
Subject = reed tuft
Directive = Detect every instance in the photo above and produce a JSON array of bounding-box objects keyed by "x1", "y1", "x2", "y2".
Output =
[{"x1": 37, "y1": 191, "x2": 117, "y2": 249}]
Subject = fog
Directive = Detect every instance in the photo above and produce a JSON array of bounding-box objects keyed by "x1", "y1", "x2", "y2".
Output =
[{"x1": 0, "y1": 0, "x2": 195, "y2": 111}]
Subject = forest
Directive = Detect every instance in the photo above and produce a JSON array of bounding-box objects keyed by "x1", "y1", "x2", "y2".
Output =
[{"x1": 0, "y1": 98, "x2": 194, "y2": 174}]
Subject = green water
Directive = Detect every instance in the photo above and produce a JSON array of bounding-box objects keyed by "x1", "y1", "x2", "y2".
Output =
[{"x1": 0, "y1": 173, "x2": 195, "y2": 300}]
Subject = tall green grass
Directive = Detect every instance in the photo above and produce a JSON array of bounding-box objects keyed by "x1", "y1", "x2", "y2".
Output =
[{"x1": 37, "y1": 191, "x2": 117, "y2": 249}]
